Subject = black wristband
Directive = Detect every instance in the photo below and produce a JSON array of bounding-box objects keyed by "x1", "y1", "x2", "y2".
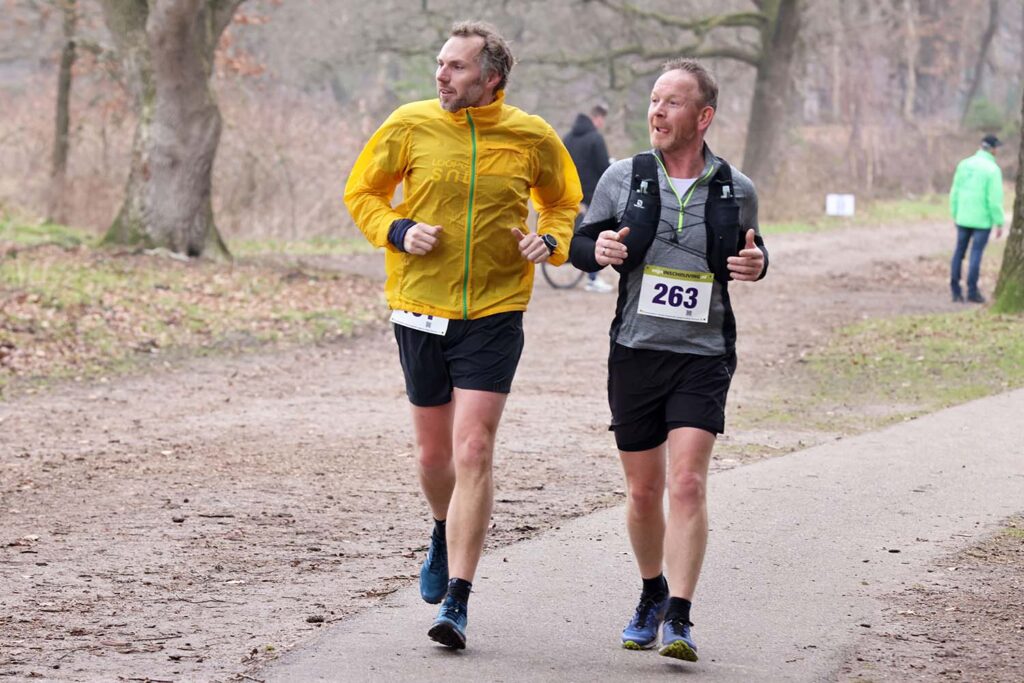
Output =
[{"x1": 387, "y1": 218, "x2": 417, "y2": 252}]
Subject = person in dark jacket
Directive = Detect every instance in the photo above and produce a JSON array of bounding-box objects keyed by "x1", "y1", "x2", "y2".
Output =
[{"x1": 563, "y1": 104, "x2": 614, "y2": 292}]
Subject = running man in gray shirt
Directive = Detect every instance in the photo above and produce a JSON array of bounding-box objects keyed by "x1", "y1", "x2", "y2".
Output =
[{"x1": 569, "y1": 58, "x2": 768, "y2": 663}]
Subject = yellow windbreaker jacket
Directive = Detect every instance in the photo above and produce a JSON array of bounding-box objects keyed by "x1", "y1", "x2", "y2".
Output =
[{"x1": 344, "y1": 92, "x2": 582, "y2": 320}]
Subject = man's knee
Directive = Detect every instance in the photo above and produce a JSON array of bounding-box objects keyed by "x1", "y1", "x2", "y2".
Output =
[
  {"x1": 667, "y1": 470, "x2": 706, "y2": 509},
  {"x1": 417, "y1": 442, "x2": 452, "y2": 472},
  {"x1": 453, "y1": 432, "x2": 495, "y2": 473},
  {"x1": 626, "y1": 478, "x2": 663, "y2": 516}
]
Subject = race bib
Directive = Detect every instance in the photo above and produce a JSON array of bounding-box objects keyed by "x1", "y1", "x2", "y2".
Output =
[
  {"x1": 390, "y1": 309, "x2": 449, "y2": 336},
  {"x1": 637, "y1": 265, "x2": 713, "y2": 323}
]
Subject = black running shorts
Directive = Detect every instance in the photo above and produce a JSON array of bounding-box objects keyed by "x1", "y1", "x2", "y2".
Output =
[
  {"x1": 608, "y1": 342, "x2": 736, "y2": 451},
  {"x1": 394, "y1": 311, "x2": 525, "y2": 407}
]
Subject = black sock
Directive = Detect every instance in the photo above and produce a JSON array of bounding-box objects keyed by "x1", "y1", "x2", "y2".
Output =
[
  {"x1": 447, "y1": 577, "x2": 472, "y2": 605},
  {"x1": 664, "y1": 597, "x2": 692, "y2": 625},
  {"x1": 641, "y1": 573, "x2": 668, "y2": 600},
  {"x1": 433, "y1": 518, "x2": 446, "y2": 539}
]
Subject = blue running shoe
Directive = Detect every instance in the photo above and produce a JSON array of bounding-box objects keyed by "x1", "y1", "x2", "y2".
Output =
[
  {"x1": 427, "y1": 594, "x2": 467, "y2": 649},
  {"x1": 419, "y1": 531, "x2": 448, "y2": 604},
  {"x1": 621, "y1": 594, "x2": 668, "y2": 650},
  {"x1": 658, "y1": 617, "x2": 698, "y2": 661}
]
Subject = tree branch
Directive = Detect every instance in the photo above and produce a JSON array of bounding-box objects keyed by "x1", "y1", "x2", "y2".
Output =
[
  {"x1": 596, "y1": 0, "x2": 768, "y2": 33},
  {"x1": 531, "y1": 42, "x2": 761, "y2": 69}
]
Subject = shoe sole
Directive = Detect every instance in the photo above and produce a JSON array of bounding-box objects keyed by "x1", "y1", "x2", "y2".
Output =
[
  {"x1": 428, "y1": 621, "x2": 466, "y2": 650},
  {"x1": 658, "y1": 639, "x2": 698, "y2": 662},
  {"x1": 622, "y1": 638, "x2": 658, "y2": 651}
]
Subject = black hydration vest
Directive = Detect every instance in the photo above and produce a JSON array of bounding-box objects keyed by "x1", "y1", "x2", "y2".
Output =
[{"x1": 615, "y1": 151, "x2": 743, "y2": 283}]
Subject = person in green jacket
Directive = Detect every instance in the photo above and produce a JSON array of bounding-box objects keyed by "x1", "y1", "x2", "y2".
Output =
[{"x1": 949, "y1": 134, "x2": 1005, "y2": 303}]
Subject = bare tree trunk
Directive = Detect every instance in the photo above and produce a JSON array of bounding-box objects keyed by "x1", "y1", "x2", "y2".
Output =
[
  {"x1": 741, "y1": 0, "x2": 801, "y2": 188},
  {"x1": 842, "y1": 1, "x2": 869, "y2": 188},
  {"x1": 901, "y1": 0, "x2": 918, "y2": 120},
  {"x1": 47, "y1": 0, "x2": 77, "y2": 224},
  {"x1": 829, "y1": 7, "x2": 842, "y2": 121},
  {"x1": 961, "y1": 0, "x2": 1000, "y2": 125},
  {"x1": 993, "y1": 86, "x2": 1024, "y2": 312},
  {"x1": 99, "y1": 0, "x2": 239, "y2": 258}
]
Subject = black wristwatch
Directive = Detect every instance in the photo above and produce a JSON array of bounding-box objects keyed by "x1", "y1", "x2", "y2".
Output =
[{"x1": 540, "y1": 233, "x2": 557, "y2": 255}]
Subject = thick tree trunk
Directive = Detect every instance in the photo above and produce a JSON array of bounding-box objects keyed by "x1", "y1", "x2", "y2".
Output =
[
  {"x1": 47, "y1": 0, "x2": 77, "y2": 224},
  {"x1": 99, "y1": 0, "x2": 239, "y2": 258},
  {"x1": 740, "y1": 0, "x2": 801, "y2": 188},
  {"x1": 960, "y1": 0, "x2": 999, "y2": 126},
  {"x1": 992, "y1": 88, "x2": 1024, "y2": 312}
]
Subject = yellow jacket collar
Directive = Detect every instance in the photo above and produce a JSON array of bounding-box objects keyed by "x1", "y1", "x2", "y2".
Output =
[{"x1": 440, "y1": 90, "x2": 506, "y2": 126}]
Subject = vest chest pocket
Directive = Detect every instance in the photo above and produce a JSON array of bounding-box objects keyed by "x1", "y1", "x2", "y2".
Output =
[{"x1": 705, "y1": 201, "x2": 740, "y2": 282}]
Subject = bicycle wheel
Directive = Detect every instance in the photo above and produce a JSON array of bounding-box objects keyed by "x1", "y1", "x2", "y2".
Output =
[{"x1": 541, "y1": 261, "x2": 586, "y2": 289}]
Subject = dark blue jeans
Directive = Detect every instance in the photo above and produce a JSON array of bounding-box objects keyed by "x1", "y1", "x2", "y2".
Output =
[{"x1": 950, "y1": 225, "x2": 991, "y2": 298}]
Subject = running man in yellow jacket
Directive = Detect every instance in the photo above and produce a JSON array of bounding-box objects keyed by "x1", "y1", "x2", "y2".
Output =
[{"x1": 344, "y1": 20, "x2": 581, "y2": 650}]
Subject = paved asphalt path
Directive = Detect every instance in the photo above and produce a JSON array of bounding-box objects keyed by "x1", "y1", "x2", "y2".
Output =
[{"x1": 264, "y1": 388, "x2": 1024, "y2": 682}]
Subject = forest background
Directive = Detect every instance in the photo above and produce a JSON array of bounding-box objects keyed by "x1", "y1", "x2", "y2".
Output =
[{"x1": 1, "y1": 0, "x2": 1022, "y2": 245}]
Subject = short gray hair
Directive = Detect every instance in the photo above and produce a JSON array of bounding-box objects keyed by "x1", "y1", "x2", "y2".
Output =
[
  {"x1": 662, "y1": 58, "x2": 718, "y2": 111},
  {"x1": 450, "y1": 20, "x2": 515, "y2": 92}
]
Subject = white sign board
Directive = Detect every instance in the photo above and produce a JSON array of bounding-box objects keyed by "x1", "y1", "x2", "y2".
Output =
[{"x1": 826, "y1": 193, "x2": 855, "y2": 217}]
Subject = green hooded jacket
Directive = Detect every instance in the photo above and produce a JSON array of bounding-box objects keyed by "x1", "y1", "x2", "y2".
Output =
[{"x1": 949, "y1": 149, "x2": 1004, "y2": 229}]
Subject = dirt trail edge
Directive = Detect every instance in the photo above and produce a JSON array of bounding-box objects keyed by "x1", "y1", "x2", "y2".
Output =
[{"x1": 0, "y1": 222, "x2": 976, "y2": 681}]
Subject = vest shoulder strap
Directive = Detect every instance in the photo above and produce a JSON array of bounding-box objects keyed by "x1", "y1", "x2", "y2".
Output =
[
  {"x1": 613, "y1": 152, "x2": 661, "y2": 274},
  {"x1": 705, "y1": 157, "x2": 742, "y2": 283},
  {"x1": 632, "y1": 151, "x2": 659, "y2": 190},
  {"x1": 708, "y1": 156, "x2": 734, "y2": 197}
]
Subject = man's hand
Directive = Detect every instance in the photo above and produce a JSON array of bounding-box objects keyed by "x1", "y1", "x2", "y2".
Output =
[
  {"x1": 727, "y1": 229, "x2": 765, "y2": 281},
  {"x1": 596, "y1": 227, "x2": 630, "y2": 266},
  {"x1": 404, "y1": 223, "x2": 443, "y2": 255},
  {"x1": 996, "y1": 226, "x2": 1004, "y2": 239},
  {"x1": 511, "y1": 228, "x2": 550, "y2": 263}
]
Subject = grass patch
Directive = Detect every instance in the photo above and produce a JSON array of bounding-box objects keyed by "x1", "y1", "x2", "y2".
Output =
[
  {"x1": 860, "y1": 193, "x2": 950, "y2": 224},
  {"x1": 762, "y1": 187, "x2": 1014, "y2": 236},
  {"x1": 1, "y1": 213, "x2": 96, "y2": 248},
  {"x1": 230, "y1": 235, "x2": 374, "y2": 257},
  {"x1": 746, "y1": 309, "x2": 1024, "y2": 434},
  {"x1": 809, "y1": 309, "x2": 1024, "y2": 406},
  {"x1": 1, "y1": 223, "x2": 385, "y2": 397},
  {"x1": 761, "y1": 193, "x2": 952, "y2": 235}
]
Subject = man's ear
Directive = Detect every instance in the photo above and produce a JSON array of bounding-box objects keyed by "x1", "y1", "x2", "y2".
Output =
[
  {"x1": 484, "y1": 70, "x2": 502, "y2": 93},
  {"x1": 698, "y1": 105, "x2": 715, "y2": 131}
]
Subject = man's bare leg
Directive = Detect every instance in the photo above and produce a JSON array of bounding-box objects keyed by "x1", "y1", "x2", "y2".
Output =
[
  {"x1": 411, "y1": 402, "x2": 457, "y2": 605},
  {"x1": 411, "y1": 402, "x2": 455, "y2": 519},
  {"x1": 657, "y1": 426, "x2": 715, "y2": 661},
  {"x1": 619, "y1": 445, "x2": 667, "y2": 579},
  {"x1": 427, "y1": 388, "x2": 507, "y2": 649},
  {"x1": 663, "y1": 427, "x2": 715, "y2": 599},
  {"x1": 445, "y1": 388, "x2": 507, "y2": 582},
  {"x1": 617, "y1": 444, "x2": 671, "y2": 649}
]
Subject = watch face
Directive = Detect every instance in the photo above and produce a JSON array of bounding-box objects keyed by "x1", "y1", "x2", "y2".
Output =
[{"x1": 542, "y1": 234, "x2": 557, "y2": 249}]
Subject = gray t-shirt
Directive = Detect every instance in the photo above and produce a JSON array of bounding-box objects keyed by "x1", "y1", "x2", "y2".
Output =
[{"x1": 582, "y1": 145, "x2": 760, "y2": 355}]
